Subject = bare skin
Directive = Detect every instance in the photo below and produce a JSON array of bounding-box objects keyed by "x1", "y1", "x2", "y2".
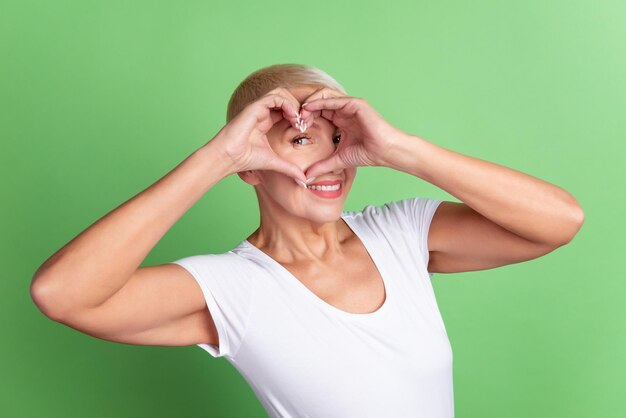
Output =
[
  {"x1": 30, "y1": 82, "x2": 584, "y2": 351},
  {"x1": 238, "y1": 85, "x2": 391, "y2": 314},
  {"x1": 29, "y1": 86, "x2": 323, "y2": 348}
]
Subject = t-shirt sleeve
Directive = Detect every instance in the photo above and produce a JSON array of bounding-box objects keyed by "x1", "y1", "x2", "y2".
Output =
[
  {"x1": 384, "y1": 197, "x2": 444, "y2": 277},
  {"x1": 169, "y1": 253, "x2": 255, "y2": 359}
]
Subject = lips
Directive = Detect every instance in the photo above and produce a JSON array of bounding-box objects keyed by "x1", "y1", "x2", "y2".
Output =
[{"x1": 291, "y1": 176, "x2": 343, "y2": 198}]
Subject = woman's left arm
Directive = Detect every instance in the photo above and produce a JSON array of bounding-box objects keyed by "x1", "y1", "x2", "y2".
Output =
[
  {"x1": 299, "y1": 93, "x2": 585, "y2": 273},
  {"x1": 385, "y1": 134, "x2": 585, "y2": 273}
]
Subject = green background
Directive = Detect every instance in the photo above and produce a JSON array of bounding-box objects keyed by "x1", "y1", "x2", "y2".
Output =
[{"x1": 2, "y1": 0, "x2": 624, "y2": 417}]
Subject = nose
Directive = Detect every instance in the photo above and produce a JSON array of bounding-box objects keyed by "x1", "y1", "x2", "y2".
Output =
[
  {"x1": 298, "y1": 134, "x2": 343, "y2": 178},
  {"x1": 307, "y1": 168, "x2": 344, "y2": 181}
]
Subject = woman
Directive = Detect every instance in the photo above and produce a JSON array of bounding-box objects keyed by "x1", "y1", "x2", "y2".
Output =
[{"x1": 30, "y1": 64, "x2": 585, "y2": 417}]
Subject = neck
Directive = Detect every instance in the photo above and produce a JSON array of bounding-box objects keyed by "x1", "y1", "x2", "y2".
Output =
[{"x1": 247, "y1": 201, "x2": 352, "y2": 265}]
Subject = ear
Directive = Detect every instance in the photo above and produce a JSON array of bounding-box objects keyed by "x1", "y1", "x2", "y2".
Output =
[{"x1": 237, "y1": 170, "x2": 263, "y2": 186}]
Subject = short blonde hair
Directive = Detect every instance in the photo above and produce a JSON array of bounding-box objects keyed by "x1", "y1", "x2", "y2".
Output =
[{"x1": 226, "y1": 63, "x2": 347, "y2": 123}]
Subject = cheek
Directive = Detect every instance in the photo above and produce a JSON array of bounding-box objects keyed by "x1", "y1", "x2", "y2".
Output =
[
  {"x1": 277, "y1": 150, "x2": 312, "y2": 171},
  {"x1": 300, "y1": 146, "x2": 339, "y2": 167},
  {"x1": 272, "y1": 143, "x2": 300, "y2": 161},
  {"x1": 277, "y1": 142, "x2": 341, "y2": 173},
  {"x1": 346, "y1": 167, "x2": 357, "y2": 181}
]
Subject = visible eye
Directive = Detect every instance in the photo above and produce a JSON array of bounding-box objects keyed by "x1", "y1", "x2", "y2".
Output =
[
  {"x1": 292, "y1": 134, "x2": 312, "y2": 145},
  {"x1": 333, "y1": 133, "x2": 342, "y2": 145}
]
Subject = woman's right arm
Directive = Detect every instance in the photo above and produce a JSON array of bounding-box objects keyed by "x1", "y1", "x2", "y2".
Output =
[
  {"x1": 30, "y1": 141, "x2": 235, "y2": 345},
  {"x1": 30, "y1": 87, "x2": 306, "y2": 347}
]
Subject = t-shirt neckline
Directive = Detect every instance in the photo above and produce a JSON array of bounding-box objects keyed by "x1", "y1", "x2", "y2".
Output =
[{"x1": 237, "y1": 213, "x2": 391, "y2": 320}]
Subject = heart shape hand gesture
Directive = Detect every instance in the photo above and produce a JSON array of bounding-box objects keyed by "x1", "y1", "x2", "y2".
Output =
[
  {"x1": 210, "y1": 86, "x2": 408, "y2": 185},
  {"x1": 297, "y1": 87, "x2": 408, "y2": 180},
  {"x1": 210, "y1": 87, "x2": 308, "y2": 183}
]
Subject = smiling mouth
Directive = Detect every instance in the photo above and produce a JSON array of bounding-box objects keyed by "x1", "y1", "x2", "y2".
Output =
[
  {"x1": 305, "y1": 182, "x2": 341, "y2": 191},
  {"x1": 292, "y1": 178, "x2": 344, "y2": 198},
  {"x1": 302, "y1": 180, "x2": 343, "y2": 199}
]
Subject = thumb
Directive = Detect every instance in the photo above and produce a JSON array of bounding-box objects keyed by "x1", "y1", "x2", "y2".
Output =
[
  {"x1": 265, "y1": 156, "x2": 306, "y2": 183},
  {"x1": 305, "y1": 153, "x2": 347, "y2": 181}
]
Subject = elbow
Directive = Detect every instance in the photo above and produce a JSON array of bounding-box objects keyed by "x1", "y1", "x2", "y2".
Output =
[
  {"x1": 30, "y1": 275, "x2": 66, "y2": 322},
  {"x1": 558, "y1": 205, "x2": 585, "y2": 245}
]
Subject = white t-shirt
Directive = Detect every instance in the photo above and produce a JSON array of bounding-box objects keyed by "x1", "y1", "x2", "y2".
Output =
[{"x1": 171, "y1": 197, "x2": 453, "y2": 418}]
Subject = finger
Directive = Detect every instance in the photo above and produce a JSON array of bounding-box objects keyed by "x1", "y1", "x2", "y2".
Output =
[
  {"x1": 300, "y1": 108, "x2": 339, "y2": 133},
  {"x1": 304, "y1": 153, "x2": 348, "y2": 181},
  {"x1": 301, "y1": 97, "x2": 354, "y2": 113},
  {"x1": 268, "y1": 87, "x2": 306, "y2": 128},
  {"x1": 257, "y1": 93, "x2": 300, "y2": 130},
  {"x1": 299, "y1": 87, "x2": 345, "y2": 119},
  {"x1": 295, "y1": 109, "x2": 324, "y2": 133},
  {"x1": 301, "y1": 98, "x2": 356, "y2": 126}
]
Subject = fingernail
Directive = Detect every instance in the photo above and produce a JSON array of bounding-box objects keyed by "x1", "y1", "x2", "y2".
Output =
[
  {"x1": 302, "y1": 102, "x2": 308, "y2": 107},
  {"x1": 293, "y1": 178, "x2": 307, "y2": 188},
  {"x1": 305, "y1": 176, "x2": 317, "y2": 184}
]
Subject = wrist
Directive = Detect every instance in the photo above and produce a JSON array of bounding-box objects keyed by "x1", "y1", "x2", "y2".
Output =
[
  {"x1": 195, "y1": 138, "x2": 239, "y2": 178},
  {"x1": 383, "y1": 133, "x2": 435, "y2": 177}
]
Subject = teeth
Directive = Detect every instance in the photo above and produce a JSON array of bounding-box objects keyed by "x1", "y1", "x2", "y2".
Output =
[{"x1": 306, "y1": 184, "x2": 341, "y2": 191}]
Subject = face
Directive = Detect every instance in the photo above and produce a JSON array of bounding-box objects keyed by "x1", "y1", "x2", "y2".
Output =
[{"x1": 249, "y1": 85, "x2": 357, "y2": 224}]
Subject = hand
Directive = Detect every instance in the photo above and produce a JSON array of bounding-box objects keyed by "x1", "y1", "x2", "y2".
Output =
[
  {"x1": 298, "y1": 88, "x2": 408, "y2": 180},
  {"x1": 210, "y1": 88, "x2": 307, "y2": 183}
]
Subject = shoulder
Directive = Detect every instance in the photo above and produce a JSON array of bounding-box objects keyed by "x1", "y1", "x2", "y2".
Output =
[
  {"x1": 171, "y1": 247, "x2": 259, "y2": 288},
  {"x1": 343, "y1": 198, "x2": 444, "y2": 267},
  {"x1": 343, "y1": 197, "x2": 442, "y2": 230},
  {"x1": 172, "y1": 251, "x2": 239, "y2": 275}
]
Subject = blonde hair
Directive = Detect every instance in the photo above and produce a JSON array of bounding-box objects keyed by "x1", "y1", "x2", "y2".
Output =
[{"x1": 226, "y1": 63, "x2": 347, "y2": 123}]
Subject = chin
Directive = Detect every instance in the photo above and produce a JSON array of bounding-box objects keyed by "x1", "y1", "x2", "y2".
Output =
[{"x1": 301, "y1": 207, "x2": 345, "y2": 224}]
